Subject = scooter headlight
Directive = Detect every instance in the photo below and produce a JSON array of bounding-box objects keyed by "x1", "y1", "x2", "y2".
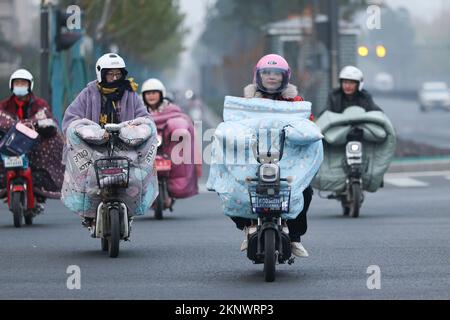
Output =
[
  {"x1": 259, "y1": 164, "x2": 279, "y2": 183},
  {"x1": 346, "y1": 141, "x2": 362, "y2": 155},
  {"x1": 157, "y1": 135, "x2": 163, "y2": 147},
  {"x1": 350, "y1": 143, "x2": 361, "y2": 152},
  {"x1": 346, "y1": 141, "x2": 363, "y2": 165}
]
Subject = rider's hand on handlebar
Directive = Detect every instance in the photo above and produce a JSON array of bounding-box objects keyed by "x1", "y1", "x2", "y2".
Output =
[
  {"x1": 103, "y1": 131, "x2": 111, "y2": 141},
  {"x1": 20, "y1": 119, "x2": 35, "y2": 130}
]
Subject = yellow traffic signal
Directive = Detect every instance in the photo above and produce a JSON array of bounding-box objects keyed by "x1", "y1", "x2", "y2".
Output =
[
  {"x1": 358, "y1": 46, "x2": 369, "y2": 57},
  {"x1": 376, "y1": 45, "x2": 386, "y2": 58}
]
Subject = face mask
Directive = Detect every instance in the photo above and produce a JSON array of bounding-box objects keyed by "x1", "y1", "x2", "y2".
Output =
[{"x1": 13, "y1": 86, "x2": 29, "y2": 97}]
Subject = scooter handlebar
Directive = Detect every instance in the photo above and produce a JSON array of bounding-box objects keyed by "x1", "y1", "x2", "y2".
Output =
[{"x1": 104, "y1": 123, "x2": 122, "y2": 133}]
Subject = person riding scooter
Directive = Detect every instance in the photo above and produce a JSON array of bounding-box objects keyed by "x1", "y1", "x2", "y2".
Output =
[
  {"x1": 322, "y1": 66, "x2": 383, "y2": 142},
  {"x1": 62, "y1": 53, "x2": 158, "y2": 229},
  {"x1": 235, "y1": 54, "x2": 315, "y2": 258},
  {"x1": 313, "y1": 66, "x2": 394, "y2": 217},
  {"x1": 142, "y1": 78, "x2": 199, "y2": 216},
  {"x1": 324, "y1": 66, "x2": 383, "y2": 114},
  {"x1": 0, "y1": 69, "x2": 65, "y2": 213}
]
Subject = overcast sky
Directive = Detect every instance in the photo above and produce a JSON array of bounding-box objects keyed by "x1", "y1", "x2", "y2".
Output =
[
  {"x1": 174, "y1": 0, "x2": 212, "y2": 89},
  {"x1": 179, "y1": 0, "x2": 212, "y2": 47}
]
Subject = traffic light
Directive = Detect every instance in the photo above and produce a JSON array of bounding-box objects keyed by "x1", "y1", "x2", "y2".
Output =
[
  {"x1": 358, "y1": 46, "x2": 369, "y2": 57},
  {"x1": 376, "y1": 45, "x2": 387, "y2": 58},
  {"x1": 55, "y1": 9, "x2": 83, "y2": 52}
]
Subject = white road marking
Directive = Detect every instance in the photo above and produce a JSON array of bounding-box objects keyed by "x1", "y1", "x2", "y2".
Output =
[
  {"x1": 199, "y1": 184, "x2": 211, "y2": 193},
  {"x1": 384, "y1": 177, "x2": 429, "y2": 187},
  {"x1": 385, "y1": 170, "x2": 450, "y2": 178}
]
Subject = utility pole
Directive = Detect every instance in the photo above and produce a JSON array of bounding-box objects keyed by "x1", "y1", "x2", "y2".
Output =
[
  {"x1": 328, "y1": 0, "x2": 340, "y2": 89},
  {"x1": 40, "y1": 0, "x2": 50, "y2": 101}
]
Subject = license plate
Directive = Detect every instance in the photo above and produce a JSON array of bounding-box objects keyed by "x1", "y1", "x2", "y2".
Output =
[
  {"x1": 255, "y1": 197, "x2": 281, "y2": 210},
  {"x1": 156, "y1": 159, "x2": 172, "y2": 171},
  {"x1": 100, "y1": 168, "x2": 123, "y2": 175},
  {"x1": 3, "y1": 156, "x2": 24, "y2": 168}
]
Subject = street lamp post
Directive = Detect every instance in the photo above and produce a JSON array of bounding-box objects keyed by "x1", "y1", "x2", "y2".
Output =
[
  {"x1": 40, "y1": 0, "x2": 50, "y2": 101},
  {"x1": 328, "y1": 0, "x2": 340, "y2": 89}
]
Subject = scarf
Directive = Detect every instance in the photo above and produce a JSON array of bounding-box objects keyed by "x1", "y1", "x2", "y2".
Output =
[
  {"x1": 97, "y1": 78, "x2": 139, "y2": 127},
  {"x1": 148, "y1": 99, "x2": 168, "y2": 114},
  {"x1": 13, "y1": 95, "x2": 31, "y2": 120}
]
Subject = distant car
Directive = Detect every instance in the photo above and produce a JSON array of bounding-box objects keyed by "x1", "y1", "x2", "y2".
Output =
[
  {"x1": 418, "y1": 82, "x2": 450, "y2": 112},
  {"x1": 374, "y1": 72, "x2": 394, "y2": 92}
]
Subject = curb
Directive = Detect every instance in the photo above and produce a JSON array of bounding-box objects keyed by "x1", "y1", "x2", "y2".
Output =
[{"x1": 388, "y1": 157, "x2": 450, "y2": 173}]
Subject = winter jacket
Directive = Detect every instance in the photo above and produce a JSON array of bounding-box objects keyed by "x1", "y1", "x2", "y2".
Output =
[
  {"x1": 149, "y1": 101, "x2": 199, "y2": 199},
  {"x1": 323, "y1": 88, "x2": 382, "y2": 115},
  {"x1": 244, "y1": 83, "x2": 315, "y2": 121},
  {"x1": 62, "y1": 80, "x2": 151, "y2": 162},
  {"x1": 0, "y1": 94, "x2": 64, "y2": 199}
]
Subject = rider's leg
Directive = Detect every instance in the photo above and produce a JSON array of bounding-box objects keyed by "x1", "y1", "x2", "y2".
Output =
[
  {"x1": 230, "y1": 216, "x2": 253, "y2": 230},
  {"x1": 287, "y1": 186, "x2": 312, "y2": 241},
  {"x1": 287, "y1": 186, "x2": 313, "y2": 257},
  {"x1": 231, "y1": 217, "x2": 257, "y2": 251}
]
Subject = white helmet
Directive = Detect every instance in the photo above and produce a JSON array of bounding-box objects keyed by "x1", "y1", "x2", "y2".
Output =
[
  {"x1": 339, "y1": 66, "x2": 364, "y2": 91},
  {"x1": 141, "y1": 78, "x2": 167, "y2": 98},
  {"x1": 95, "y1": 53, "x2": 126, "y2": 83},
  {"x1": 9, "y1": 69, "x2": 34, "y2": 91}
]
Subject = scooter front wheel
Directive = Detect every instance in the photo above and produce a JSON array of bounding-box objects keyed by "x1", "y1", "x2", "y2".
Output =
[
  {"x1": 11, "y1": 192, "x2": 23, "y2": 228},
  {"x1": 263, "y1": 229, "x2": 276, "y2": 282},
  {"x1": 349, "y1": 183, "x2": 361, "y2": 218},
  {"x1": 108, "y1": 208, "x2": 120, "y2": 258}
]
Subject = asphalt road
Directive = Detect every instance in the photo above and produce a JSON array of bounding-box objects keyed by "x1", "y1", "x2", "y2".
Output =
[
  {"x1": 377, "y1": 95, "x2": 450, "y2": 150},
  {"x1": 0, "y1": 171, "x2": 449, "y2": 300}
]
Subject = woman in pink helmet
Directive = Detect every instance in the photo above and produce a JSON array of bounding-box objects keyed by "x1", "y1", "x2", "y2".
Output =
[{"x1": 236, "y1": 54, "x2": 313, "y2": 258}]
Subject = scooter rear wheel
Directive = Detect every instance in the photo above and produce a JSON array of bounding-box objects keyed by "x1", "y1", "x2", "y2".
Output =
[
  {"x1": 154, "y1": 183, "x2": 165, "y2": 220},
  {"x1": 341, "y1": 200, "x2": 350, "y2": 216},
  {"x1": 264, "y1": 229, "x2": 276, "y2": 282},
  {"x1": 24, "y1": 214, "x2": 33, "y2": 226},
  {"x1": 101, "y1": 238, "x2": 108, "y2": 251}
]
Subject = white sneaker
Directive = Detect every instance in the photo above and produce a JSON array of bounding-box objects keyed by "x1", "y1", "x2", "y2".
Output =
[
  {"x1": 240, "y1": 225, "x2": 257, "y2": 251},
  {"x1": 291, "y1": 242, "x2": 309, "y2": 258},
  {"x1": 88, "y1": 225, "x2": 96, "y2": 238},
  {"x1": 282, "y1": 224, "x2": 289, "y2": 234}
]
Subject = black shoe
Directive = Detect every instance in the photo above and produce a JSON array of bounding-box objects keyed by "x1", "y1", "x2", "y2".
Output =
[
  {"x1": 36, "y1": 195, "x2": 47, "y2": 204},
  {"x1": 32, "y1": 203, "x2": 45, "y2": 215},
  {"x1": 82, "y1": 217, "x2": 95, "y2": 228},
  {"x1": 169, "y1": 198, "x2": 176, "y2": 212}
]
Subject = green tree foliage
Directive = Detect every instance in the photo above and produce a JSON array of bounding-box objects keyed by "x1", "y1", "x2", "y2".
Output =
[{"x1": 69, "y1": 0, "x2": 186, "y2": 71}]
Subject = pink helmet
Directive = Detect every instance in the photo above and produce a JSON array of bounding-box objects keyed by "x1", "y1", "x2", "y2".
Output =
[{"x1": 254, "y1": 54, "x2": 291, "y2": 94}]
